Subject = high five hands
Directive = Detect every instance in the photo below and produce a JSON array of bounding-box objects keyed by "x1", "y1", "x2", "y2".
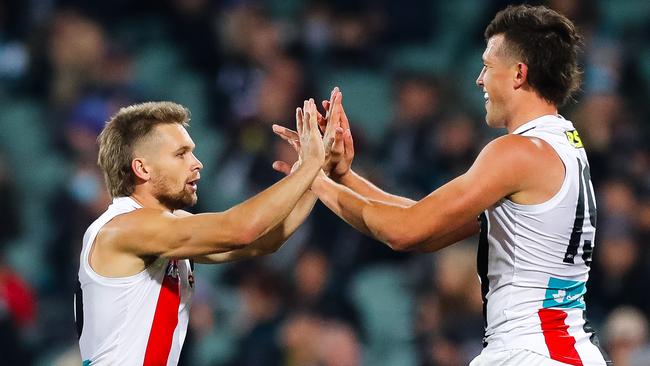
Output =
[
  {"x1": 273, "y1": 98, "x2": 326, "y2": 175},
  {"x1": 272, "y1": 87, "x2": 355, "y2": 181}
]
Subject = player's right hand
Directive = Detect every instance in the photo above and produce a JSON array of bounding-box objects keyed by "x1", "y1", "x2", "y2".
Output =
[{"x1": 319, "y1": 88, "x2": 355, "y2": 181}]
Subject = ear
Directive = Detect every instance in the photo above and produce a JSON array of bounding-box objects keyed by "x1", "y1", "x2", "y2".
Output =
[
  {"x1": 132, "y1": 158, "x2": 151, "y2": 181},
  {"x1": 513, "y1": 62, "x2": 528, "y2": 89}
]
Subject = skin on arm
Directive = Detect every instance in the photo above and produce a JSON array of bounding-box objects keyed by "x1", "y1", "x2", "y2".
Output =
[
  {"x1": 92, "y1": 103, "x2": 325, "y2": 276},
  {"x1": 179, "y1": 191, "x2": 318, "y2": 263},
  {"x1": 310, "y1": 134, "x2": 563, "y2": 252},
  {"x1": 193, "y1": 100, "x2": 325, "y2": 263},
  {"x1": 273, "y1": 88, "x2": 414, "y2": 207}
]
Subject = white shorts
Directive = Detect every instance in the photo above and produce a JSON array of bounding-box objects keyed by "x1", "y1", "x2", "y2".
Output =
[{"x1": 469, "y1": 349, "x2": 574, "y2": 366}]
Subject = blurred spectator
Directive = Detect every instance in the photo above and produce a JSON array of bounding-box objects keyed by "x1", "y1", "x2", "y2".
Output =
[
  {"x1": 0, "y1": 258, "x2": 36, "y2": 365},
  {"x1": 572, "y1": 93, "x2": 643, "y2": 186},
  {"x1": 380, "y1": 75, "x2": 443, "y2": 197},
  {"x1": 588, "y1": 178, "x2": 650, "y2": 319},
  {"x1": 0, "y1": 152, "x2": 20, "y2": 250},
  {"x1": 229, "y1": 264, "x2": 286, "y2": 366},
  {"x1": 47, "y1": 11, "x2": 107, "y2": 108},
  {"x1": 603, "y1": 306, "x2": 650, "y2": 366},
  {"x1": 289, "y1": 248, "x2": 361, "y2": 333},
  {"x1": 281, "y1": 312, "x2": 361, "y2": 366},
  {"x1": 0, "y1": 1, "x2": 648, "y2": 364},
  {"x1": 416, "y1": 243, "x2": 483, "y2": 366}
]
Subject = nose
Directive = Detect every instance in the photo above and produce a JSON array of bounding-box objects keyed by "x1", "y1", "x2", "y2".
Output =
[
  {"x1": 476, "y1": 66, "x2": 485, "y2": 88},
  {"x1": 192, "y1": 153, "x2": 203, "y2": 171}
]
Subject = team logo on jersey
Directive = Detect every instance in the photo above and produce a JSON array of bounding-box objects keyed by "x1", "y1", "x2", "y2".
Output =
[
  {"x1": 543, "y1": 277, "x2": 586, "y2": 309},
  {"x1": 565, "y1": 130, "x2": 584, "y2": 148},
  {"x1": 166, "y1": 260, "x2": 180, "y2": 279}
]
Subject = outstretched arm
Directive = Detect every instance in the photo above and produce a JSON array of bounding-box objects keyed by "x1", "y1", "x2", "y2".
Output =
[
  {"x1": 274, "y1": 88, "x2": 415, "y2": 207},
  {"x1": 310, "y1": 135, "x2": 544, "y2": 252},
  {"x1": 181, "y1": 191, "x2": 318, "y2": 263},
  {"x1": 102, "y1": 102, "x2": 325, "y2": 260}
]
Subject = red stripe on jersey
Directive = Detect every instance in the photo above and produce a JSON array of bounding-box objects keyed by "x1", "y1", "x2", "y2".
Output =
[
  {"x1": 538, "y1": 308, "x2": 584, "y2": 366},
  {"x1": 144, "y1": 260, "x2": 181, "y2": 366}
]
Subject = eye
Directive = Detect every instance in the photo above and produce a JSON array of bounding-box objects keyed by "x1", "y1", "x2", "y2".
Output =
[{"x1": 177, "y1": 151, "x2": 186, "y2": 157}]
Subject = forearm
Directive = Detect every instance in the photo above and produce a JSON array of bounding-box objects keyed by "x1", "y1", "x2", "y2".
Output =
[
  {"x1": 194, "y1": 192, "x2": 318, "y2": 263},
  {"x1": 338, "y1": 170, "x2": 415, "y2": 207},
  {"x1": 312, "y1": 175, "x2": 407, "y2": 248},
  {"x1": 228, "y1": 161, "x2": 320, "y2": 241},
  {"x1": 248, "y1": 190, "x2": 317, "y2": 253},
  {"x1": 411, "y1": 219, "x2": 479, "y2": 252}
]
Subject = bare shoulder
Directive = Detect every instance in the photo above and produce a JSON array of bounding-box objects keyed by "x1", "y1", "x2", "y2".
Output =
[
  {"x1": 467, "y1": 134, "x2": 563, "y2": 199},
  {"x1": 481, "y1": 134, "x2": 554, "y2": 162},
  {"x1": 477, "y1": 134, "x2": 564, "y2": 204},
  {"x1": 475, "y1": 134, "x2": 561, "y2": 176},
  {"x1": 98, "y1": 208, "x2": 177, "y2": 250}
]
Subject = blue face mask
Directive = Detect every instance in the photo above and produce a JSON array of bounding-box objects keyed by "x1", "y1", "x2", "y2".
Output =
[{"x1": 70, "y1": 171, "x2": 101, "y2": 204}]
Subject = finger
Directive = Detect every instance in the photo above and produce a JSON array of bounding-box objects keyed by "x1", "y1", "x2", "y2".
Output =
[
  {"x1": 288, "y1": 139, "x2": 300, "y2": 152},
  {"x1": 296, "y1": 108, "x2": 304, "y2": 137},
  {"x1": 303, "y1": 111, "x2": 311, "y2": 133},
  {"x1": 338, "y1": 92, "x2": 350, "y2": 130},
  {"x1": 324, "y1": 93, "x2": 341, "y2": 140},
  {"x1": 272, "y1": 124, "x2": 299, "y2": 140},
  {"x1": 317, "y1": 113, "x2": 327, "y2": 134},
  {"x1": 308, "y1": 98, "x2": 317, "y2": 116},
  {"x1": 274, "y1": 131, "x2": 299, "y2": 147},
  {"x1": 331, "y1": 127, "x2": 344, "y2": 155},
  {"x1": 272, "y1": 161, "x2": 292, "y2": 176},
  {"x1": 330, "y1": 86, "x2": 339, "y2": 105},
  {"x1": 343, "y1": 128, "x2": 354, "y2": 156},
  {"x1": 334, "y1": 92, "x2": 343, "y2": 120},
  {"x1": 325, "y1": 89, "x2": 336, "y2": 120},
  {"x1": 310, "y1": 99, "x2": 320, "y2": 131}
]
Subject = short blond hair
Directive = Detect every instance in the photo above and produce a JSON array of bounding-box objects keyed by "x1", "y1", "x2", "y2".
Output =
[{"x1": 97, "y1": 101, "x2": 190, "y2": 198}]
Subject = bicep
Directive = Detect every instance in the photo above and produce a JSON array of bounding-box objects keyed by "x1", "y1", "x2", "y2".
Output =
[
  {"x1": 403, "y1": 138, "x2": 525, "y2": 244},
  {"x1": 110, "y1": 209, "x2": 249, "y2": 259},
  {"x1": 412, "y1": 217, "x2": 480, "y2": 252}
]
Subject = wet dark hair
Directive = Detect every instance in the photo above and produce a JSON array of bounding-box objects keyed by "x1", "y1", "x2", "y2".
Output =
[{"x1": 485, "y1": 4, "x2": 583, "y2": 106}]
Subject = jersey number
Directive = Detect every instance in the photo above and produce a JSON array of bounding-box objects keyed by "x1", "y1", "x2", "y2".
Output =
[{"x1": 563, "y1": 159, "x2": 596, "y2": 266}]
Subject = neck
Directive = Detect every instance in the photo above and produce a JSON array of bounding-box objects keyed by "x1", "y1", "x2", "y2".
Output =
[
  {"x1": 130, "y1": 191, "x2": 171, "y2": 212},
  {"x1": 505, "y1": 96, "x2": 558, "y2": 134}
]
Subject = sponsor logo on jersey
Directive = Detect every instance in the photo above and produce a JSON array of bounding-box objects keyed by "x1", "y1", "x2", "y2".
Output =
[
  {"x1": 565, "y1": 130, "x2": 584, "y2": 148},
  {"x1": 543, "y1": 277, "x2": 586, "y2": 309}
]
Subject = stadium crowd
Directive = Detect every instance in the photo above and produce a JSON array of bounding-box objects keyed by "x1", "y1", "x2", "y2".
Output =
[{"x1": 0, "y1": 0, "x2": 649, "y2": 365}]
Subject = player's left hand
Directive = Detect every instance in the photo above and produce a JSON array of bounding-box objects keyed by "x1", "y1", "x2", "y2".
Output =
[{"x1": 272, "y1": 87, "x2": 353, "y2": 178}]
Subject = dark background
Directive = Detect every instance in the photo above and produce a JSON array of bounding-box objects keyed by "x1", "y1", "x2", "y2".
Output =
[{"x1": 0, "y1": 0, "x2": 649, "y2": 365}]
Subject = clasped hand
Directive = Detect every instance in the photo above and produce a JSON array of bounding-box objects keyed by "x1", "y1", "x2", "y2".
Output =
[{"x1": 272, "y1": 87, "x2": 354, "y2": 181}]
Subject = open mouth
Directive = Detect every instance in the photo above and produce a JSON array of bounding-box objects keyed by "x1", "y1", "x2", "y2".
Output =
[
  {"x1": 484, "y1": 91, "x2": 489, "y2": 104},
  {"x1": 186, "y1": 177, "x2": 200, "y2": 191}
]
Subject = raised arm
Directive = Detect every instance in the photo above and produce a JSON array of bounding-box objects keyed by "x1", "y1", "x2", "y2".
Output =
[
  {"x1": 101, "y1": 102, "x2": 325, "y2": 260},
  {"x1": 190, "y1": 191, "x2": 317, "y2": 263},
  {"x1": 310, "y1": 135, "x2": 551, "y2": 251},
  {"x1": 273, "y1": 88, "x2": 415, "y2": 207},
  {"x1": 193, "y1": 100, "x2": 325, "y2": 263}
]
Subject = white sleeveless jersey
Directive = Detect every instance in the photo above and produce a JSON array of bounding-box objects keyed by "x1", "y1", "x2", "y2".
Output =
[
  {"x1": 75, "y1": 197, "x2": 194, "y2": 366},
  {"x1": 478, "y1": 115, "x2": 610, "y2": 365}
]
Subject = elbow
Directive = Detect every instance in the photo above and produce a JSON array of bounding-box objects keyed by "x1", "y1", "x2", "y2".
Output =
[
  {"x1": 381, "y1": 229, "x2": 421, "y2": 252},
  {"x1": 232, "y1": 214, "x2": 266, "y2": 246},
  {"x1": 386, "y1": 237, "x2": 419, "y2": 252},
  {"x1": 233, "y1": 229, "x2": 259, "y2": 247}
]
